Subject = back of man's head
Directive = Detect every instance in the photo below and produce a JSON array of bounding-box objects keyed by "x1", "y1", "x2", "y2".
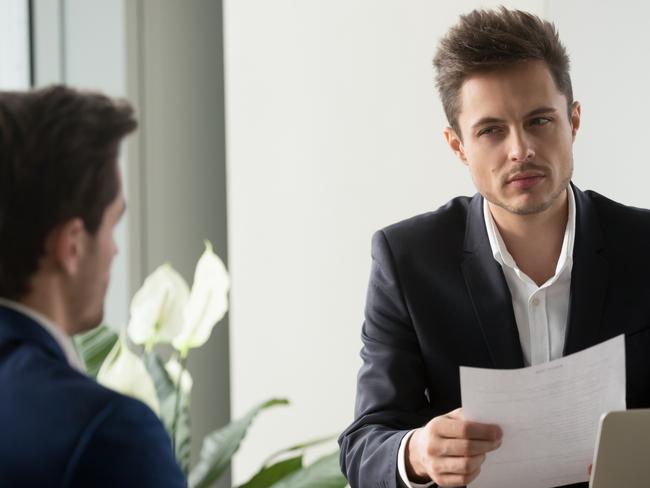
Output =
[
  {"x1": 433, "y1": 7, "x2": 572, "y2": 136},
  {"x1": 0, "y1": 85, "x2": 137, "y2": 300}
]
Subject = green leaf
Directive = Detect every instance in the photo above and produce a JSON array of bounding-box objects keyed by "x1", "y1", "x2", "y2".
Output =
[
  {"x1": 144, "y1": 351, "x2": 192, "y2": 474},
  {"x1": 238, "y1": 456, "x2": 303, "y2": 488},
  {"x1": 164, "y1": 393, "x2": 192, "y2": 474},
  {"x1": 267, "y1": 452, "x2": 346, "y2": 488},
  {"x1": 74, "y1": 325, "x2": 118, "y2": 378},
  {"x1": 262, "y1": 434, "x2": 338, "y2": 468},
  {"x1": 188, "y1": 398, "x2": 289, "y2": 488},
  {"x1": 144, "y1": 351, "x2": 176, "y2": 413}
]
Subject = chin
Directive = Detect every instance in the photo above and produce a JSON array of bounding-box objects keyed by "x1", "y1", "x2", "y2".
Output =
[
  {"x1": 76, "y1": 310, "x2": 105, "y2": 335},
  {"x1": 496, "y1": 186, "x2": 566, "y2": 216},
  {"x1": 487, "y1": 193, "x2": 552, "y2": 216},
  {"x1": 509, "y1": 199, "x2": 556, "y2": 215}
]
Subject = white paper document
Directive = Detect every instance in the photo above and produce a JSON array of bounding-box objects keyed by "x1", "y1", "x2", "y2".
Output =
[{"x1": 460, "y1": 335, "x2": 626, "y2": 488}]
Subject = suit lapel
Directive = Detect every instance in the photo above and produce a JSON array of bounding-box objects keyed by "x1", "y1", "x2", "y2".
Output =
[
  {"x1": 461, "y1": 194, "x2": 524, "y2": 369},
  {"x1": 563, "y1": 185, "x2": 609, "y2": 355}
]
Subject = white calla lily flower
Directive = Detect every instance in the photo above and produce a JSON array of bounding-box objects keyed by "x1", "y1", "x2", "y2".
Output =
[
  {"x1": 127, "y1": 264, "x2": 190, "y2": 348},
  {"x1": 172, "y1": 241, "x2": 230, "y2": 356},
  {"x1": 165, "y1": 358, "x2": 193, "y2": 394},
  {"x1": 97, "y1": 336, "x2": 160, "y2": 415}
]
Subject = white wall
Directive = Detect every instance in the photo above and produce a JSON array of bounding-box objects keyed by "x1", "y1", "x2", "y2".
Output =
[
  {"x1": 224, "y1": 0, "x2": 544, "y2": 483},
  {"x1": 546, "y1": 0, "x2": 650, "y2": 208}
]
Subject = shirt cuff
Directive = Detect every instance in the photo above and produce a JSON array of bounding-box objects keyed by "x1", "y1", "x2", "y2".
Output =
[{"x1": 397, "y1": 429, "x2": 436, "y2": 487}]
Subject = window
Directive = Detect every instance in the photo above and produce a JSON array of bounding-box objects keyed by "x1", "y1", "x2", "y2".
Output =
[{"x1": 0, "y1": 0, "x2": 30, "y2": 89}]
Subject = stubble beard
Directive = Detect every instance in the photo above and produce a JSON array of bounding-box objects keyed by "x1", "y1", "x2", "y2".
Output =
[{"x1": 487, "y1": 165, "x2": 573, "y2": 216}]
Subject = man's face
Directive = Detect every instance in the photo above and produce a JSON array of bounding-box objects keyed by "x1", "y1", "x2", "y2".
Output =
[
  {"x1": 446, "y1": 60, "x2": 580, "y2": 217},
  {"x1": 73, "y1": 171, "x2": 126, "y2": 333}
]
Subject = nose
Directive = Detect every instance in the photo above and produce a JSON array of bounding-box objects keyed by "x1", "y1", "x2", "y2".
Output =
[{"x1": 508, "y1": 129, "x2": 535, "y2": 162}]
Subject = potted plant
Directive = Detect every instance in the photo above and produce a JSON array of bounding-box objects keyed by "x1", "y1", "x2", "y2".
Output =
[{"x1": 76, "y1": 242, "x2": 346, "y2": 488}]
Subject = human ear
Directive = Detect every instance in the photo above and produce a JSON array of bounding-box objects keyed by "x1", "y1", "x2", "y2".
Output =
[
  {"x1": 444, "y1": 127, "x2": 468, "y2": 165},
  {"x1": 45, "y1": 218, "x2": 86, "y2": 276},
  {"x1": 570, "y1": 101, "x2": 581, "y2": 140}
]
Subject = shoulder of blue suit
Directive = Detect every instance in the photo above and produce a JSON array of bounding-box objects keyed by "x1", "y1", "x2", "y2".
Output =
[{"x1": 0, "y1": 306, "x2": 186, "y2": 488}]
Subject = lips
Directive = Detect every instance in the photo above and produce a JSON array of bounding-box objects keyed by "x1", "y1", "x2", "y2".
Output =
[{"x1": 506, "y1": 173, "x2": 545, "y2": 190}]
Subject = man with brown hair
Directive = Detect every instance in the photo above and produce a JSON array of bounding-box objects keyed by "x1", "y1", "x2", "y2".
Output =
[
  {"x1": 339, "y1": 7, "x2": 650, "y2": 488},
  {"x1": 0, "y1": 85, "x2": 186, "y2": 486}
]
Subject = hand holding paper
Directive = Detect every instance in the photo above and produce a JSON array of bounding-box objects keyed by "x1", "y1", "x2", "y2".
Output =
[
  {"x1": 406, "y1": 408, "x2": 502, "y2": 486},
  {"x1": 460, "y1": 335, "x2": 626, "y2": 488}
]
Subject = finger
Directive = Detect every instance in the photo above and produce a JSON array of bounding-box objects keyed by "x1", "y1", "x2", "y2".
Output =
[
  {"x1": 434, "y1": 415, "x2": 502, "y2": 441},
  {"x1": 435, "y1": 466, "x2": 482, "y2": 487},
  {"x1": 437, "y1": 437, "x2": 502, "y2": 456},
  {"x1": 440, "y1": 453, "x2": 485, "y2": 475},
  {"x1": 588, "y1": 463, "x2": 593, "y2": 476}
]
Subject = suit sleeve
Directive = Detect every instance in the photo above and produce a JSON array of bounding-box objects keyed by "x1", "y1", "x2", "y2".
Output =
[
  {"x1": 339, "y1": 230, "x2": 435, "y2": 488},
  {"x1": 65, "y1": 395, "x2": 187, "y2": 488}
]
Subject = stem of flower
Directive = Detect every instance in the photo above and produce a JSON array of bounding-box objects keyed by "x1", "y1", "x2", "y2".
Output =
[{"x1": 170, "y1": 353, "x2": 187, "y2": 453}]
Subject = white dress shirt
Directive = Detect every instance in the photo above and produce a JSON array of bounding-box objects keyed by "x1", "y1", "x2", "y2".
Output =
[
  {"x1": 0, "y1": 297, "x2": 86, "y2": 372},
  {"x1": 397, "y1": 187, "x2": 576, "y2": 487}
]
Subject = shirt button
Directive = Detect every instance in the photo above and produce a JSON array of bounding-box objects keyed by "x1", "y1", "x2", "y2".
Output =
[{"x1": 531, "y1": 297, "x2": 540, "y2": 306}]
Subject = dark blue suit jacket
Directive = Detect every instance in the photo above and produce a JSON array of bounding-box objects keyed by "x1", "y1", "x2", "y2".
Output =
[
  {"x1": 0, "y1": 306, "x2": 186, "y2": 487},
  {"x1": 339, "y1": 185, "x2": 650, "y2": 488}
]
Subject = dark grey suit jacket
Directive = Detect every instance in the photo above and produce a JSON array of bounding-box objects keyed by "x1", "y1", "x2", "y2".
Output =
[{"x1": 339, "y1": 184, "x2": 650, "y2": 488}]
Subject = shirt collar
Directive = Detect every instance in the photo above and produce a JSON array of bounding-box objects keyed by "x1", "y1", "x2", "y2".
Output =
[
  {"x1": 483, "y1": 185, "x2": 576, "y2": 284},
  {"x1": 0, "y1": 297, "x2": 86, "y2": 372}
]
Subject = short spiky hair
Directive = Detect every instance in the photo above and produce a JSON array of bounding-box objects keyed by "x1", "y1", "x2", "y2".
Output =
[{"x1": 433, "y1": 7, "x2": 572, "y2": 134}]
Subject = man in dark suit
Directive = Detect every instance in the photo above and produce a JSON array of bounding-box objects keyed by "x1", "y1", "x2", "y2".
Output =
[
  {"x1": 339, "y1": 8, "x2": 650, "y2": 488},
  {"x1": 0, "y1": 86, "x2": 186, "y2": 487}
]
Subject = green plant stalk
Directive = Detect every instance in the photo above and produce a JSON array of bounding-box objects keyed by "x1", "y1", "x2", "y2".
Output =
[{"x1": 170, "y1": 352, "x2": 187, "y2": 452}]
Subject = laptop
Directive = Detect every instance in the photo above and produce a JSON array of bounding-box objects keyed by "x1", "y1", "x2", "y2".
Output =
[{"x1": 590, "y1": 409, "x2": 650, "y2": 487}]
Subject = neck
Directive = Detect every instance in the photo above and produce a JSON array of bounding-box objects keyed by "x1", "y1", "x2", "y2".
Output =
[
  {"x1": 20, "y1": 275, "x2": 74, "y2": 336},
  {"x1": 489, "y1": 189, "x2": 569, "y2": 286}
]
